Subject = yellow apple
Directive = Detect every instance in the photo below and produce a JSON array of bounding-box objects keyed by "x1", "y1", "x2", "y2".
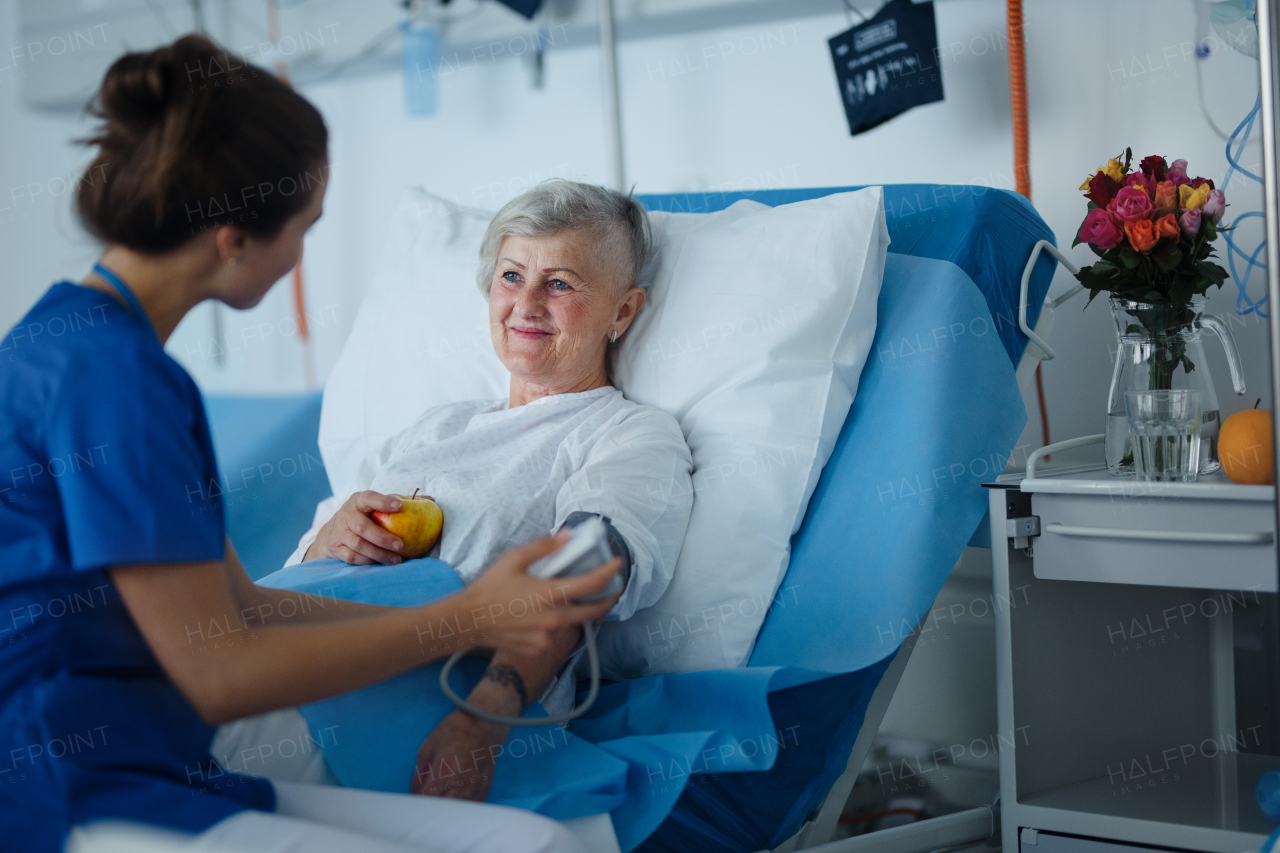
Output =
[{"x1": 371, "y1": 490, "x2": 443, "y2": 559}]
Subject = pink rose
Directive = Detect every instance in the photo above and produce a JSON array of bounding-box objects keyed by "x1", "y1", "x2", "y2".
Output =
[
  {"x1": 1079, "y1": 207, "x2": 1125, "y2": 250},
  {"x1": 1179, "y1": 208, "x2": 1202, "y2": 240},
  {"x1": 1165, "y1": 158, "x2": 1191, "y2": 189},
  {"x1": 1202, "y1": 189, "x2": 1226, "y2": 224},
  {"x1": 1108, "y1": 185, "x2": 1154, "y2": 223}
]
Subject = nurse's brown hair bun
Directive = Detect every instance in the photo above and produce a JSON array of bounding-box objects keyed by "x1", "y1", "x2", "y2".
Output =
[
  {"x1": 76, "y1": 34, "x2": 328, "y2": 253},
  {"x1": 96, "y1": 51, "x2": 170, "y2": 132}
]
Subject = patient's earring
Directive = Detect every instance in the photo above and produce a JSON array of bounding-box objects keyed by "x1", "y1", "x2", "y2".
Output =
[{"x1": 610, "y1": 330, "x2": 618, "y2": 343}]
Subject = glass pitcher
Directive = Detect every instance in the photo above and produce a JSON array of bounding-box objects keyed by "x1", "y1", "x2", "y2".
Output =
[{"x1": 1105, "y1": 297, "x2": 1246, "y2": 475}]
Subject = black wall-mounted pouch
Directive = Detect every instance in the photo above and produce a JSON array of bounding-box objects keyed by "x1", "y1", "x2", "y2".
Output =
[{"x1": 829, "y1": 0, "x2": 945, "y2": 136}]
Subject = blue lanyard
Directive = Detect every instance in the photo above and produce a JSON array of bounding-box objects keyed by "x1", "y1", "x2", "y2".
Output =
[{"x1": 92, "y1": 262, "x2": 157, "y2": 340}]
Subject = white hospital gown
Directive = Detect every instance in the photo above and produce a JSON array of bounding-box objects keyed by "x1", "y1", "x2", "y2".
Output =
[{"x1": 286, "y1": 386, "x2": 693, "y2": 623}]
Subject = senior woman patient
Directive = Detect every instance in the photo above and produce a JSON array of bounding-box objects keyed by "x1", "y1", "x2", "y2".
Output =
[{"x1": 263, "y1": 181, "x2": 693, "y2": 801}]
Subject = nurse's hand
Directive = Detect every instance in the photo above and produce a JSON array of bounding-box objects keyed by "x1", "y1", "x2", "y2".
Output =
[
  {"x1": 461, "y1": 534, "x2": 620, "y2": 658},
  {"x1": 306, "y1": 490, "x2": 406, "y2": 565}
]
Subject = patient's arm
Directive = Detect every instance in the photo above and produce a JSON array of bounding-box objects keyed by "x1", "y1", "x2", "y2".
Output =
[
  {"x1": 553, "y1": 410, "x2": 694, "y2": 622},
  {"x1": 411, "y1": 513, "x2": 639, "y2": 799},
  {"x1": 411, "y1": 625, "x2": 583, "y2": 800}
]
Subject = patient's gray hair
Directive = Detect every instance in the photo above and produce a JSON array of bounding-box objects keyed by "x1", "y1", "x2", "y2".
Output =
[{"x1": 476, "y1": 180, "x2": 651, "y2": 298}]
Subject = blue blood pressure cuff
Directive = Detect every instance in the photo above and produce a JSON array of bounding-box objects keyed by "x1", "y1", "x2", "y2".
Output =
[
  {"x1": 828, "y1": 0, "x2": 944, "y2": 136},
  {"x1": 560, "y1": 511, "x2": 632, "y2": 591}
]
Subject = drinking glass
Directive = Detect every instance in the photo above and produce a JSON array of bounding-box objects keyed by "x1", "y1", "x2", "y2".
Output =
[{"x1": 1124, "y1": 390, "x2": 1202, "y2": 482}]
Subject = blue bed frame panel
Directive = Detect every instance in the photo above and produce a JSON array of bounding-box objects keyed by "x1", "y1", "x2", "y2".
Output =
[{"x1": 204, "y1": 393, "x2": 332, "y2": 581}]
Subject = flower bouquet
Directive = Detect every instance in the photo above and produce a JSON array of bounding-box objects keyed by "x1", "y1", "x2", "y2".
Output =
[
  {"x1": 1073, "y1": 148, "x2": 1229, "y2": 311},
  {"x1": 1072, "y1": 149, "x2": 1245, "y2": 477},
  {"x1": 1073, "y1": 149, "x2": 1232, "y2": 390}
]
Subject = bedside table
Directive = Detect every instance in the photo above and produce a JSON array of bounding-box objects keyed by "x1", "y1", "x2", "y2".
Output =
[{"x1": 988, "y1": 437, "x2": 1279, "y2": 853}]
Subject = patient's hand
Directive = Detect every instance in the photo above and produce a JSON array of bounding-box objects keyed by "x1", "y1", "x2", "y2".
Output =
[
  {"x1": 305, "y1": 491, "x2": 406, "y2": 565},
  {"x1": 410, "y1": 672, "x2": 523, "y2": 800}
]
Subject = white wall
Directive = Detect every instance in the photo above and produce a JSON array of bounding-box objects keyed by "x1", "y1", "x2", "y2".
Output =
[{"x1": 0, "y1": 0, "x2": 1270, "y2": 455}]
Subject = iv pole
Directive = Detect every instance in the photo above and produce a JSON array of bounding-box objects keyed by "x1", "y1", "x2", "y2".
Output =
[
  {"x1": 598, "y1": 0, "x2": 625, "y2": 191},
  {"x1": 1257, "y1": 0, "x2": 1280, "y2": 552}
]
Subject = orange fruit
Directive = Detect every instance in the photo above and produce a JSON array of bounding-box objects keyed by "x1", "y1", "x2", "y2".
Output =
[{"x1": 1219, "y1": 409, "x2": 1273, "y2": 485}]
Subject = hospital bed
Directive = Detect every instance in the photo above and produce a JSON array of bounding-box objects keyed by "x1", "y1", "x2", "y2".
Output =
[{"x1": 199, "y1": 184, "x2": 1061, "y2": 853}]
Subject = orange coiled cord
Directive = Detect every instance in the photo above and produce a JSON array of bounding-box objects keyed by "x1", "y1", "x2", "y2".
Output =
[
  {"x1": 293, "y1": 253, "x2": 309, "y2": 342},
  {"x1": 1007, "y1": 0, "x2": 1050, "y2": 451},
  {"x1": 268, "y1": 0, "x2": 315, "y2": 388},
  {"x1": 1007, "y1": 0, "x2": 1030, "y2": 199}
]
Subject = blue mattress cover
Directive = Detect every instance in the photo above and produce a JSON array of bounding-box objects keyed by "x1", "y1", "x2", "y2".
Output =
[{"x1": 206, "y1": 185, "x2": 1047, "y2": 852}]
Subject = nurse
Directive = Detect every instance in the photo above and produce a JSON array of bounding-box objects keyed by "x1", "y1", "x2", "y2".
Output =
[{"x1": 0, "y1": 34, "x2": 617, "y2": 853}]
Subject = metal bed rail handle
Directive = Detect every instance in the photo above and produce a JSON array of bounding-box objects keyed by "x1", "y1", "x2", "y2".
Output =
[
  {"x1": 1024, "y1": 434, "x2": 1104, "y2": 479},
  {"x1": 1018, "y1": 239, "x2": 1082, "y2": 362},
  {"x1": 1044, "y1": 522, "x2": 1274, "y2": 546}
]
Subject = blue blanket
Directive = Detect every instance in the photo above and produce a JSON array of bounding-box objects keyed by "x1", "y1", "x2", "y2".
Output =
[
  {"x1": 252, "y1": 252, "x2": 1028, "y2": 852},
  {"x1": 260, "y1": 558, "x2": 871, "y2": 849}
]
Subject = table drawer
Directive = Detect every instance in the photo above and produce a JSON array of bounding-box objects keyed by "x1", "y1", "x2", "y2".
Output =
[{"x1": 1030, "y1": 491, "x2": 1276, "y2": 592}]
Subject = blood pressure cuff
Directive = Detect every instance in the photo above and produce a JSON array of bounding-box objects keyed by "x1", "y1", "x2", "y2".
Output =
[{"x1": 561, "y1": 511, "x2": 632, "y2": 591}]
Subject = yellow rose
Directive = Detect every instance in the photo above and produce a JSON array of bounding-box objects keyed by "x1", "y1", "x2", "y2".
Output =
[
  {"x1": 1080, "y1": 158, "x2": 1126, "y2": 190},
  {"x1": 1180, "y1": 183, "x2": 1211, "y2": 210}
]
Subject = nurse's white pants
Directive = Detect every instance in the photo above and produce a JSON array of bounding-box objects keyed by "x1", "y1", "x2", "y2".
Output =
[
  {"x1": 193, "y1": 709, "x2": 589, "y2": 853},
  {"x1": 195, "y1": 780, "x2": 586, "y2": 853}
]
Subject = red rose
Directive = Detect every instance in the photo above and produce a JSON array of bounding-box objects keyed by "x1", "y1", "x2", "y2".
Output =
[
  {"x1": 1108, "y1": 185, "x2": 1154, "y2": 223},
  {"x1": 1139, "y1": 155, "x2": 1167, "y2": 182},
  {"x1": 1122, "y1": 172, "x2": 1155, "y2": 197},
  {"x1": 1190, "y1": 176, "x2": 1216, "y2": 190},
  {"x1": 1085, "y1": 172, "x2": 1121, "y2": 208},
  {"x1": 1078, "y1": 208, "x2": 1124, "y2": 250}
]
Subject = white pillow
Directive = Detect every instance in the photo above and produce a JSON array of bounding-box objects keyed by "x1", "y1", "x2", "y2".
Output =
[
  {"x1": 599, "y1": 192, "x2": 887, "y2": 674},
  {"x1": 318, "y1": 191, "x2": 508, "y2": 495},
  {"x1": 319, "y1": 187, "x2": 888, "y2": 675}
]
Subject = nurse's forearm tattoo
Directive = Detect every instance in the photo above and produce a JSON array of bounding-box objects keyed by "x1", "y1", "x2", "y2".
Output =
[{"x1": 484, "y1": 663, "x2": 528, "y2": 710}]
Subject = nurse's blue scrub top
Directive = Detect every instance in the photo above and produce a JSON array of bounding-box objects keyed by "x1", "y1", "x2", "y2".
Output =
[{"x1": 0, "y1": 282, "x2": 273, "y2": 851}]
